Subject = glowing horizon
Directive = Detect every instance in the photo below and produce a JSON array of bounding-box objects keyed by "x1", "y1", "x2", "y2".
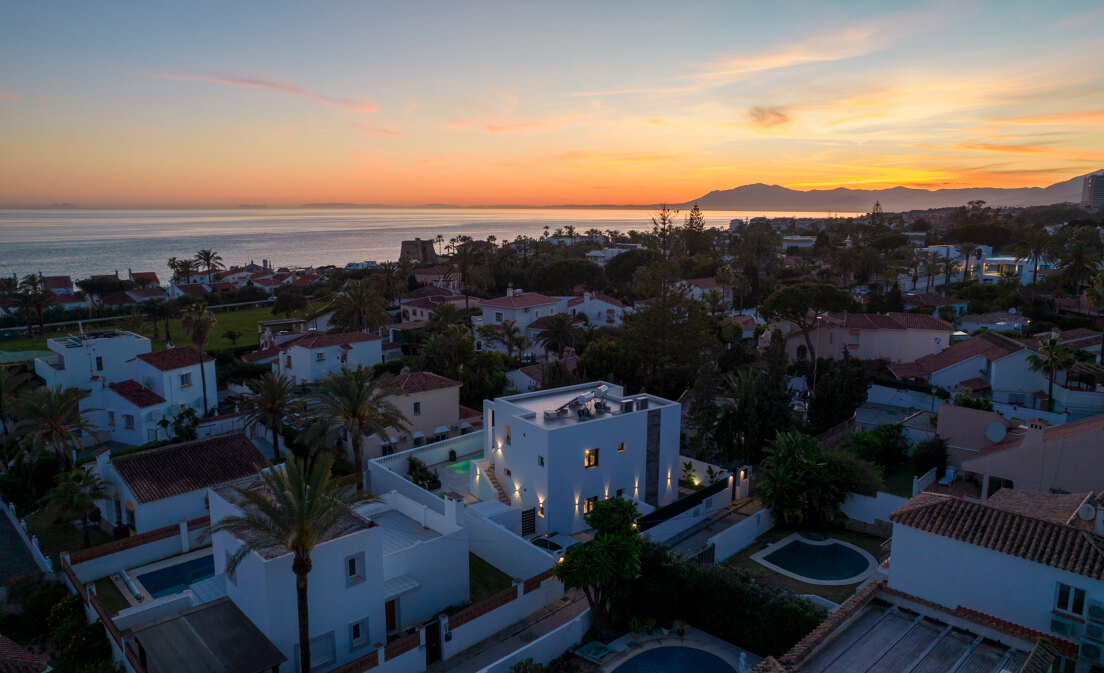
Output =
[{"x1": 1, "y1": 2, "x2": 1102, "y2": 208}]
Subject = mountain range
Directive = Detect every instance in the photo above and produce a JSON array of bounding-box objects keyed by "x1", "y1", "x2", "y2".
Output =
[{"x1": 679, "y1": 170, "x2": 1102, "y2": 213}]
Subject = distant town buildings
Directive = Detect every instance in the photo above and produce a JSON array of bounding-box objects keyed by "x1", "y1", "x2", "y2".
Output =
[{"x1": 1082, "y1": 174, "x2": 1104, "y2": 208}]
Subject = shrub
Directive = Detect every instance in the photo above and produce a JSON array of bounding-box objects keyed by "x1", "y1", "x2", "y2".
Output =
[
  {"x1": 22, "y1": 582, "x2": 70, "y2": 639},
  {"x1": 840, "y1": 425, "x2": 909, "y2": 469},
  {"x1": 826, "y1": 450, "x2": 884, "y2": 496},
  {"x1": 954, "y1": 393, "x2": 993, "y2": 411},
  {"x1": 406, "y1": 457, "x2": 440, "y2": 489},
  {"x1": 912, "y1": 437, "x2": 948, "y2": 479}
]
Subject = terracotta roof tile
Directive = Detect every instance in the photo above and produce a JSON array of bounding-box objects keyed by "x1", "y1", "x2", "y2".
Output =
[
  {"x1": 825, "y1": 312, "x2": 952, "y2": 331},
  {"x1": 130, "y1": 271, "x2": 160, "y2": 285},
  {"x1": 108, "y1": 380, "x2": 167, "y2": 408},
  {"x1": 135, "y1": 346, "x2": 213, "y2": 372},
  {"x1": 176, "y1": 284, "x2": 209, "y2": 298},
  {"x1": 481, "y1": 292, "x2": 559, "y2": 309},
  {"x1": 403, "y1": 286, "x2": 455, "y2": 301},
  {"x1": 286, "y1": 331, "x2": 381, "y2": 349},
  {"x1": 381, "y1": 371, "x2": 461, "y2": 394},
  {"x1": 889, "y1": 331, "x2": 1023, "y2": 378},
  {"x1": 890, "y1": 492, "x2": 1104, "y2": 579},
  {"x1": 0, "y1": 634, "x2": 49, "y2": 673},
  {"x1": 903, "y1": 292, "x2": 964, "y2": 308},
  {"x1": 112, "y1": 434, "x2": 268, "y2": 504}
]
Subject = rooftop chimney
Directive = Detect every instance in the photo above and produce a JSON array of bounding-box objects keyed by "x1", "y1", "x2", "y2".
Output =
[
  {"x1": 933, "y1": 337, "x2": 943, "y2": 355},
  {"x1": 1024, "y1": 420, "x2": 1046, "y2": 445}
]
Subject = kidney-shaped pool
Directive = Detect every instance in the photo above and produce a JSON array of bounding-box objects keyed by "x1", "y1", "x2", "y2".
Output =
[
  {"x1": 751, "y1": 533, "x2": 877, "y2": 586},
  {"x1": 612, "y1": 646, "x2": 736, "y2": 673}
]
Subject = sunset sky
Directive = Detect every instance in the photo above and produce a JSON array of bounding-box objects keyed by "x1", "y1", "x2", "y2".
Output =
[{"x1": 1, "y1": 1, "x2": 1103, "y2": 207}]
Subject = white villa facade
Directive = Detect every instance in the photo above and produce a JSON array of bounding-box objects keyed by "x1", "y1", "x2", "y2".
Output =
[
  {"x1": 271, "y1": 332, "x2": 383, "y2": 384},
  {"x1": 480, "y1": 382, "x2": 680, "y2": 535},
  {"x1": 34, "y1": 330, "x2": 151, "y2": 390}
]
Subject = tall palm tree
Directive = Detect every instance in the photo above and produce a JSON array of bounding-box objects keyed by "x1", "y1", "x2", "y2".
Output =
[
  {"x1": 447, "y1": 242, "x2": 486, "y2": 309},
  {"x1": 1083, "y1": 272, "x2": 1104, "y2": 364},
  {"x1": 1057, "y1": 243, "x2": 1100, "y2": 293},
  {"x1": 331, "y1": 283, "x2": 389, "y2": 333},
  {"x1": 212, "y1": 455, "x2": 364, "y2": 673},
  {"x1": 17, "y1": 386, "x2": 94, "y2": 471},
  {"x1": 181, "y1": 302, "x2": 216, "y2": 416},
  {"x1": 1014, "y1": 226, "x2": 1052, "y2": 287},
  {"x1": 240, "y1": 372, "x2": 302, "y2": 460},
  {"x1": 1027, "y1": 337, "x2": 1075, "y2": 412},
  {"x1": 195, "y1": 249, "x2": 225, "y2": 281},
  {"x1": 167, "y1": 256, "x2": 180, "y2": 282},
  {"x1": 426, "y1": 302, "x2": 468, "y2": 333},
  {"x1": 307, "y1": 366, "x2": 409, "y2": 491},
  {"x1": 374, "y1": 262, "x2": 403, "y2": 303},
  {"x1": 0, "y1": 367, "x2": 29, "y2": 436},
  {"x1": 18, "y1": 274, "x2": 53, "y2": 335},
  {"x1": 494, "y1": 319, "x2": 527, "y2": 359},
  {"x1": 141, "y1": 298, "x2": 171, "y2": 340},
  {"x1": 536, "y1": 314, "x2": 582, "y2": 360},
  {"x1": 46, "y1": 469, "x2": 107, "y2": 548}
]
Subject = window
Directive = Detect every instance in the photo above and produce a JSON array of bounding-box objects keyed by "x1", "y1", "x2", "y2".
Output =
[
  {"x1": 504, "y1": 468, "x2": 512, "y2": 477},
  {"x1": 538, "y1": 455, "x2": 545, "y2": 467},
  {"x1": 349, "y1": 619, "x2": 370, "y2": 651},
  {"x1": 495, "y1": 311, "x2": 504, "y2": 322},
  {"x1": 584, "y1": 448, "x2": 599, "y2": 468},
  {"x1": 413, "y1": 402, "x2": 421, "y2": 416},
  {"x1": 123, "y1": 414, "x2": 135, "y2": 429},
  {"x1": 180, "y1": 372, "x2": 192, "y2": 387},
  {"x1": 1056, "y1": 582, "x2": 1086, "y2": 615},
  {"x1": 95, "y1": 356, "x2": 103, "y2": 371},
  {"x1": 617, "y1": 442, "x2": 625, "y2": 452},
  {"x1": 107, "y1": 411, "x2": 116, "y2": 426},
  {"x1": 505, "y1": 425, "x2": 511, "y2": 445},
  {"x1": 316, "y1": 352, "x2": 325, "y2": 361},
  {"x1": 1051, "y1": 656, "x2": 1076, "y2": 673},
  {"x1": 584, "y1": 496, "x2": 597, "y2": 515},
  {"x1": 125, "y1": 505, "x2": 135, "y2": 528},
  {"x1": 345, "y1": 552, "x2": 365, "y2": 586}
]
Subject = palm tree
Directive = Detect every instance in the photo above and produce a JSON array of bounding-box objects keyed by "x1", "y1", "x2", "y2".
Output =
[
  {"x1": 330, "y1": 283, "x2": 389, "y2": 333},
  {"x1": 141, "y1": 298, "x2": 168, "y2": 340},
  {"x1": 426, "y1": 302, "x2": 468, "y2": 333},
  {"x1": 175, "y1": 259, "x2": 199, "y2": 284},
  {"x1": 1057, "y1": 243, "x2": 1100, "y2": 293},
  {"x1": 212, "y1": 454, "x2": 364, "y2": 673},
  {"x1": 447, "y1": 242, "x2": 486, "y2": 309},
  {"x1": 758, "y1": 431, "x2": 846, "y2": 527},
  {"x1": 434, "y1": 234, "x2": 445, "y2": 256},
  {"x1": 1084, "y1": 272, "x2": 1104, "y2": 363},
  {"x1": 18, "y1": 274, "x2": 53, "y2": 335},
  {"x1": 181, "y1": 302, "x2": 216, "y2": 416},
  {"x1": 240, "y1": 373, "x2": 302, "y2": 460},
  {"x1": 0, "y1": 367, "x2": 29, "y2": 436},
  {"x1": 494, "y1": 319, "x2": 527, "y2": 359},
  {"x1": 374, "y1": 262, "x2": 403, "y2": 304},
  {"x1": 46, "y1": 469, "x2": 107, "y2": 548},
  {"x1": 17, "y1": 386, "x2": 94, "y2": 471},
  {"x1": 920, "y1": 250, "x2": 941, "y2": 291},
  {"x1": 195, "y1": 249, "x2": 225, "y2": 281},
  {"x1": 1028, "y1": 337, "x2": 1075, "y2": 412},
  {"x1": 167, "y1": 256, "x2": 179, "y2": 282},
  {"x1": 536, "y1": 314, "x2": 582, "y2": 360},
  {"x1": 307, "y1": 366, "x2": 410, "y2": 492},
  {"x1": 1014, "y1": 226, "x2": 1052, "y2": 286}
]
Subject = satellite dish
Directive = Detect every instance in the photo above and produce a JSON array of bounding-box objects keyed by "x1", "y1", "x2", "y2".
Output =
[
  {"x1": 1079, "y1": 503, "x2": 1097, "y2": 522},
  {"x1": 985, "y1": 422, "x2": 1007, "y2": 443}
]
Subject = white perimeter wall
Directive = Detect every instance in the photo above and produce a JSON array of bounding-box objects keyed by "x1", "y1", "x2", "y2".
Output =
[
  {"x1": 440, "y1": 574, "x2": 564, "y2": 662},
  {"x1": 840, "y1": 492, "x2": 909, "y2": 525},
  {"x1": 709, "y1": 509, "x2": 775, "y2": 563},
  {"x1": 463, "y1": 509, "x2": 556, "y2": 580},
  {"x1": 476, "y1": 609, "x2": 591, "y2": 673}
]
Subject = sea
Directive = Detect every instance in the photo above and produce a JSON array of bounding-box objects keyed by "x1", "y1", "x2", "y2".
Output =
[{"x1": 0, "y1": 208, "x2": 848, "y2": 281}]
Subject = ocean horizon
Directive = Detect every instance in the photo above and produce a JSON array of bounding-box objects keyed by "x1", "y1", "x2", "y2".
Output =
[{"x1": 0, "y1": 207, "x2": 854, "y2": 281}]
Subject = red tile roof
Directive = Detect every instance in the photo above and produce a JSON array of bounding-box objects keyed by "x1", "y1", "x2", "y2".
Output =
[
  {"x1": 481, "y1": 292, "x2": 559, "y2": 308},
  {"x1": 135, "y1": 346, "x2": 213, "y2": 372},
  {"x1": 286, "y1": 331, "x2": 381, "y2": 350},
  {"x1": 130, "y1": 271, "x2": 160, "y2": 285},
  {"x1": 888, "y1": 331, "x2": 1024, "y2": 379},
  {"x1": 890, "y1": 492, "x2": 1104, "y2": 579},
  {"x1": 40, "y1": 275, "x2": 72, "y2": 291},
  {"x1": 381, "y1": 371, "x2": 461, "y2": 394},
  {"x1": 0, "y1": 634, "x2": 49, "y2": 673},
  {"x1": 95, "y1": 292, "x2": 135, "y2": 306},
  {"x1": 176, "y1": 283, "x2": 209, "y2": 298},
  {"x1": 252, "y1": 277, "x2": 284, "y2": 287},
  {"x1": 291, "y1": 273, "x2": 320, "y2": 287},
  {"x1": 403, "y1": 286, "x2": 455, "y2": 301},
  {"x1": 127, "y1": 287, "x2": 168, "y2": 300},
  {"x1": 206, "y1": 281, "x2": 236, "y2": 292},
  {"x1": 112, "y1": 434, "x2": 268, "y2": 504},
  {"x1": 824, "y1": 312, "x2": 951, "y2": 331},
  {"x1": 903, "y1": 292, "x2": 964, "y2": 308},
  {"x1": 685, "y1": 277, "x2": 725, "y2": 290},
  {"x1": 49, "y1": 294, "x2": 84, "y2": 306},
  {"x1": 108, "y1": 380, "x2": 167, "y2": 408}
]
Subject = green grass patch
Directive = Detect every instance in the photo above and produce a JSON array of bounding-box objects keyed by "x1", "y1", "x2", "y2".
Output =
[
  {"x1": 468, "y1": 552, "x2": 513, "y2": 603},
  {"x1": 722, "y1": 527, "x2": 887, "y2": 605},
  {"x1": 24, "y1": 508, "x2": 112, "y2": 567},
  {"x1": 93, "y1": 577, "x2": 131, "y2": 617},
  {"x1": 883, "y1": 464, "x2": 916, "y2": 498}
]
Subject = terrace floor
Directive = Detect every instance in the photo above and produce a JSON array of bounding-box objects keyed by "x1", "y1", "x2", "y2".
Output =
[{"x1": 427, "y1": 451, "x2": 484, "y2": 503}]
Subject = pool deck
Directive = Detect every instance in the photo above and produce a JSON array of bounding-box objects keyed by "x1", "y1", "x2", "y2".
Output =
[
  {"x1": 428, "y1": 451, "x2": 484, "y2": 503},
  {"x1": 598, "y1": 628, "x2": 761, "y2": 672}
]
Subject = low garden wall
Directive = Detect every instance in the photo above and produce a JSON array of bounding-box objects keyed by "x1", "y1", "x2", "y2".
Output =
[
  {"x1": 2, "y1": 501, "x2": 53, "y2": 573},
  {"x1": 67, "y1": 516, "x2": 210, "y2": 583},
  {"x1": 475, "y1": 608, "x2": 592, "y2": 673},
  {"x1": 840, "y1": 492, "x2": 908, "y2": 525},
  {"x1": 440, "y1": 571, "x2": 562, "y2": 662},
  {"x1": 463, "y1": 508, "x2": 557, "y2": 579},
  {"x1": 708, "y1": 508, "x2": 775, "y2": 563}
]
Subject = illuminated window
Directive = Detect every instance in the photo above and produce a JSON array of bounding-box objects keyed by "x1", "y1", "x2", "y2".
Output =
[
  {"x1": 617, "y1": 442, "x2": 625, "y2": 452},
  {"x1": 584, "y1": 448, "x2": 599, "y2": 468},
  {"x1": 583, "y1": 496, "x2": 598, "y2": 515}
]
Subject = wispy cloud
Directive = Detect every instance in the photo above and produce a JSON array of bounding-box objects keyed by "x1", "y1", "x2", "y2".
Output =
[
  {"x1": 0, "y1": 90, "x2": 18, "y2": 100},
  {"x1": 994, "y1": 109, "x2": 1104, "y2": 125},
  {"x1": 484, "y1": 115, "x2": 582, "y2": 133},
  {"x1": 355, "y1": 123, "x2": 407, "y2": 138},
  {"x1": 157, "y1": 72, "x2": 379, "y2": 113},
  {"x1": 745, "y1": 106, "x2": 791, "y2": 128}
]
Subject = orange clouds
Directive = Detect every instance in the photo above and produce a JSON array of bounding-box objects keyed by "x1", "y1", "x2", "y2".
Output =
[{"x1": 158, "y1": 73, "x2": 379, "y2": 113}]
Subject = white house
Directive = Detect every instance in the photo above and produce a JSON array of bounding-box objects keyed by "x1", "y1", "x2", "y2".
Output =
[
  {"x1": 480, "y1": 290, "x2": 566, "y2": 331},
  {"x1": 888, "y1": 489, "x2": 1104, "y2": 671},
  {"x1": 958, "y1": 311, "x2": 1030, "y2": 334},
  {"x1": 680, "y1": 278, "x2": 732, "y2": 305},
  {"x1": 978, "y1": 254, "x2": 1054, "y2": 285},
  {"x1": 784, "y1": 312, "x2": 953, "y2": 363},
  {"x1": 271, "y1": 332, "x2": 383, "y2": 384},
  {"x1": 480, "y1": 382, "x2": 680, "y2": 536},
  {"x1": 129, "y1": 347, "x2": 218, "y2": 416},
  {"x1": 566, "y1": 292, "x2": 625, "y2": 327},
  {"x1": 210, "y1": 481, "x2": 469, "y2": 671},
  {"x1": 85, "y1": 379, "x2": 172, "y2": 446},
  {"x1": 93, "y1": 433, "x2": 267, "y2": 533},
  {"x1": 584, "y1": 248, "x2": 629, "y2": 266},
  {"x1": 780, "y1": 235, "x2": 817, "y2": 250},
  {"x1": 34, "y1": 330, "x2": 151, "y2": 391}
]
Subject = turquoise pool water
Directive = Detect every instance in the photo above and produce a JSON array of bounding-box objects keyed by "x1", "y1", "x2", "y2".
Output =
[
  {"x1": 763, "y1": 538, "x2": 871, "y2": 581},
  {"x1": 137, "y1": 555, "x2": 215, "y2": 598},
  {"x1": 614, "y1": 647, "x2": 735, "y2": 673},
  {"x1": 445, "y1": 460, "x2": 472, "y2": 474}
]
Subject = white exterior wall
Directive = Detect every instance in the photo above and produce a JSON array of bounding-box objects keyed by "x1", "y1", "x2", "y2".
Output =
[
  {"x1": 34, "y1": 332, "x2": 151, "y2": 390},
  {"x1": 481, "y1": 299, "x2": 567, "y2": 332},
  {"x1": 93, "y1": 453, "x2": 209, "y2": 532},
  {"x1": 888, "y1": 524, "x2": 1100, "y2": 638},
  {"x1": 488, "y1": 385, "x2": 679, "y2": 535},
  {"x1": 83, "y1": 388, "x2": 169, "y2": 447},
  {"x1": 211, "y1": 490, "x2": 388, "y2": 671},
  {"x1": 566, "y1": 296, "x2": 624, "y2": 327},
  {"x1": 929, "y1": 355, "x2": 990, "y2": 390},
  {"x1": 789, "y1": 325, "x2": 951, "y2": 363},
  {"x1": 129, "y1": 358, "x2": 218, "y2": 415},
  {"x1": 989, "y1": 351, "x2": 1048, "y2": 404},
  {"x1": 277, "y1": 340, "x2": 383, "y2": 384}
]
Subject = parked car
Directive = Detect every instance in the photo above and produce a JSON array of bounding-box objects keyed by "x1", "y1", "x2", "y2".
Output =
[{"x1": 529, "y1": 532, "x2": 580, "y2": 556}]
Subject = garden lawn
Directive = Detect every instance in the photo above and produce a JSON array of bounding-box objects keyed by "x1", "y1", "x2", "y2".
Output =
[
  {"x1": 93, "y1": 577, "x2": 131, "y2": 617},
  {"x1": 24, "y1": 508, "x2": 111, "y2": 568},
  {"x1": 468, "y1": 553, "x2": 512, "y2": 603},
  {"x1": 723, "y1": 527, "x2": 887, "y2": 605}
]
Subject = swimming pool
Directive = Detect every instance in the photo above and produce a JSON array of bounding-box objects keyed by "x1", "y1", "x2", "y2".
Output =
[
  {"x1": 445, "y1": 460, "x2": 471, "y2": 474},
  {"x1": 136, "y1": 554, "x2": 215, "y2": 598},
  {"x1": 613, "y1": 646, "x2": 736, "y2": 673},
  {"x1": 752, "y1": 534, "x2": 875, "y2": 585}
]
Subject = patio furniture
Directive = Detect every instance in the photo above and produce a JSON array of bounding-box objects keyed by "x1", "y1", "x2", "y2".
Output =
[{"x1": 938, "y1": 466, "x2": 956, "y2": 486}]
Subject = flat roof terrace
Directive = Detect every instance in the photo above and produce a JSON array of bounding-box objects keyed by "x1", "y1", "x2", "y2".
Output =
[
  {"x1": 498, "y1": 382, "x2": 674, "y2": 429},
  {"x1": 356, "y1": 507, "x2": 441, "y2": 555}
]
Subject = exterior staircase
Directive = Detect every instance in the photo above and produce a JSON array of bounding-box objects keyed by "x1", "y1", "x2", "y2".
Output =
[{"x1": 484, "y1": 464, "x2": 511, "y2": 505}]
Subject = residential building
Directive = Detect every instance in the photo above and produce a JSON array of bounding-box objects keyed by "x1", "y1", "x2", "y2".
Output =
[
  {"x1": 887, "y1": 489, "x2": 1104, "y2": 671},
  {"x1": 961, "y1": 414, "x2": 1104, "y2": 499},
  {"x1": 40, "y1": 275, "x2": 74, "y2": 295},
  {"x1": 978, "y1": 255, "x2": 1053, "y2": 285},
  {"x1": 932, "y1": 403, "x2": 1016, "y2": 469},
  {"x1": 958, "y1": 311, "x2": 1030, "y2": 334},
  {"x1": 131, "y1": 346, "x2": 218, "y2": 415},
  {"x1": 479, "y1": 290, "x2": 567, "y2": 357},
  {"x1": 505, "y1": 354, "x2": 578, "y2": 393},
  {"x1": 271, "y1": 332, "x2": 383, "y2": 384},
  {"x1": 412, "y1": 265, "x2": 455, "y2": 290},
  {"x1": 480, "y1": 382, "x2": 680, "y2": 535},
  {"x1": 93, "y1": 433, "x2": 267, "y2": 532},
  {"x1": 903, "y1": 292, "x2": 968, "y2": 316},
  {"x1": 889, "y1": 331, "x2": 1048, "y2": 406},
  {"x1": 681, "y1": 278, "x2": 732, "y2": 305},
  {"x1": 784, "y1": 312, "x2": 953, "y2": 363},
  {"x1": 584, "y1": 247, "x2": 630, "y2": 266},
  {"x1": 1082, "y1": 173, "x2": 1104, "y2": 208},
  {"x1": 127, "y1": 270, "x2": 160, "y2": 286},
  {"x1": 780, "y1": 235, "x2": 817, "y2": 250},
  {"x1": 210, "y1": 482, "x2": 468, "y2": 670},
  {"x1": 34, "y1": 330, "x2": 151, "y2": 391},
  {"x1": 566, "y1": 292, "x2": 625, "y2": 327},
  {"x1": 399, "y1": 293, "x2": 472, "y2": 323},
  {"x1": 85, "y1": 379, "x2": 172, "y2": 446},
  {"x1": 363, "y1": 371, "x2": 468, "y2": 456}
]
